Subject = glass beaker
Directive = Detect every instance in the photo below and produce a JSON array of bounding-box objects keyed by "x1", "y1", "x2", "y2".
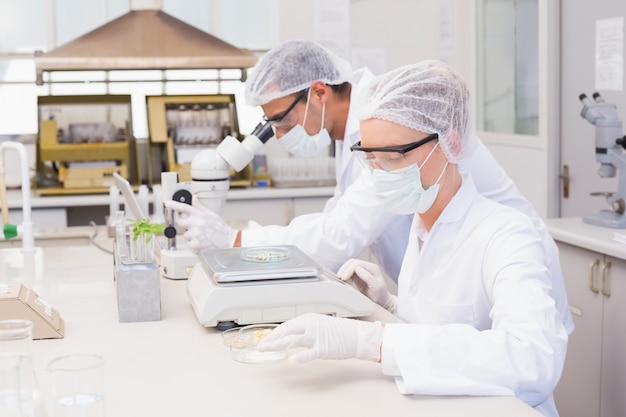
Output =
[
  {"x1": 47, "y1": 354, "x2": 105, "y2": 417},
  {"x1": 0, "y1": 353, "x2": 25, "y2": 417},
  {"x1": 130, "y1": 235, "x2": 155, "y2": 263},
  {"x1": 0, "y1": 319, "x2": 33, "y2": 357},
  {"x1": 0, "y1": 320, "x2": 39, "y2": 416}
]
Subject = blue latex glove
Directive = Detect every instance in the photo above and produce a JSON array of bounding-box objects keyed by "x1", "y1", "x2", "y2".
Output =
[{"x1": 257, "y1": 313, "x2": 385, "y2": 364}]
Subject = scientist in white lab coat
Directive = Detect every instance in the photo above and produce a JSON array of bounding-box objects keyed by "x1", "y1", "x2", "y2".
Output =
[
  {"x1": 257, "y1": 60, "x2": 569, "y2": 417},
  {"x1": 166, "y1": 39, "x2": 409, "y2": 278},
  {"x1": 165, "y1": 41, "x2": 573, "y2": 338}
]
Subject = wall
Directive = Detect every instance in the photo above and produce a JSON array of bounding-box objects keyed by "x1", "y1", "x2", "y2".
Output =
[{"x1": 278, "y1": 0, "x2": 444, "y2": 72}]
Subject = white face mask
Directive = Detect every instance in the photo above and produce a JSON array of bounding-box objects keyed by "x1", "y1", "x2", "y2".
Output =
[
  {"x1": 279, "y1": 89, "x2": 331, "y2": 158},
  {"x1": 372, "y1": 143, "x2": 448, "y2": 215}
]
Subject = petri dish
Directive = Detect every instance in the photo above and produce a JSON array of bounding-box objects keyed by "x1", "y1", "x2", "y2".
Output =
[
  {"x1": 230, "y1": 324, "x2": 286, "y2": 364},
  {"x1": 221, "y1": 327, "x2": 246, "y2": 349},
  {"x1": 240, "y1": 247, "x2": 290, "y2": 263},
  {"x1": 238, "y1": 324, "x2": 278, "y2": 344},
  {"x1": 231, "y1": 347, "x2": 287, "y2": 365}
]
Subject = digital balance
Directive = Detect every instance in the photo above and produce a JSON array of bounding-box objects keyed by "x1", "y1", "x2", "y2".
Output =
[{"x1": 186, "y1": 245, "x2": 376, "y2": 329}]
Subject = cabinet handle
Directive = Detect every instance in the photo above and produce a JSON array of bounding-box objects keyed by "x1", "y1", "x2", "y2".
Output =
[
  {"x1": 560, "y1": 164, "x2": 570, "y2": 199},
  {"x1": 600, "y1": 261, "x2": 611, "y2": 297},
  {"x1": 588, "y1": 259, "x2": 600, "y2": 294}
]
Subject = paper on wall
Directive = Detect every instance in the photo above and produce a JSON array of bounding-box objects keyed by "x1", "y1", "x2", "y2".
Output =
[{"x1": 595, "y1": 17, "x2": 624, "y2": 91}]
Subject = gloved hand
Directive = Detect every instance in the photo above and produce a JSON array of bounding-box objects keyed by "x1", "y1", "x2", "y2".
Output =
[
  {"x1": 163, "y1": 196, "x2": 237, "y2": 252},
  {"x1": 337, "y1": 259, "x2": 397, "y2": 313},
  {"x1": 257, "y1": 313, "x2": 385, "y2": 364}
]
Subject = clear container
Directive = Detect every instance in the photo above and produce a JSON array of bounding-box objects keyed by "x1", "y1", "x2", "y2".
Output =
[
  {"x1": 47, "y1": 354, "x2": 105, "y2": 417},
  {"x1": 0, "y1": 353, "x2": 26, "y2": 417},
  {"x1": 0, "y1": 320, "x2": 42, "y2": 416},
  {"x1": 0, "y1": 319, "x2": 33, "y2": 357},
  {"x1": 221, "y1": 327, "x2": 245, "y2": 349},
  {"x1": 230, "y1": 324, "x2": 286, "y2": 364}
]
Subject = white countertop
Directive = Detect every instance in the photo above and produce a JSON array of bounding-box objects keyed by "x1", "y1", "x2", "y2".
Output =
[
  {"x1": 3, "y1": 227, "x2": 542, "y2": 417},
  {"x1": 546, "y1": 217, "x2": 626, "y2": 260},
  {"x1": 5, "y1": 186, "x2": 336, "y2": 209}
]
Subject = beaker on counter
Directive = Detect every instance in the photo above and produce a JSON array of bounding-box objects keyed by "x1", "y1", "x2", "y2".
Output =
[
  {"x1": 0, "y1": 319, "x2": 42, "y2": 417},
  {"x1": 47, "y1": 354, "x2": 105, "y2": 417},
  {"x1": 0, "y1": 319, "x2": 33, "y2": 358},
  {"x1": 0, "y1": 353, "x2": 27, "y2": 417}
]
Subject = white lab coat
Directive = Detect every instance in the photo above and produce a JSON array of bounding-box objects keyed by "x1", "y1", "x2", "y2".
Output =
[
  {"x1": 381, "y1": 175, "x2": 568, "y2": 417},
  {"x1": 242, "y1": 68, "x2": 412, "y2": 278}
]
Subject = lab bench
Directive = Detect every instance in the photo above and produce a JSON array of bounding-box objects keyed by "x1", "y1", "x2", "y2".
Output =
[
  {"x1": 6, "y1": 226, "x2": 542, "y2": 417},
  {"x1": 547, "y1": 217, "x2": 626, "y2": 417},
  {"x1": 4, "y1": 186, "x2": 335, "y2": 228}
]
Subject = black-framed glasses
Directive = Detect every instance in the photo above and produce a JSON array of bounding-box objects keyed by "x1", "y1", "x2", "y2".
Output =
[
  {"x1": 262, "y1": 88, "x2": 309, "y2": 126},
  {"x1": 350, "y1": 133, "x2": 438, "y2": 153},
  {"x1": 350, "y1": 133, "x2": 439, "y2": 171}
]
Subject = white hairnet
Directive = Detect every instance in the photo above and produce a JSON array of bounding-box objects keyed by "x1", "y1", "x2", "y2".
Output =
[
  {"x1": 355, "y1": 59, "x2": 478, "y2": 163},
  {"x1": 245, "y1": 40, "x2": 353, "y2": 106}
]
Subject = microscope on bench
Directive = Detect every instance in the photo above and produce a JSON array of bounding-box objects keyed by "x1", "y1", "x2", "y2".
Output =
[
  {"x1": 158, "y1": 121, "x2": 274, "y2": 279},
  {"x1": 578, "y1": 92, "x2": 626, "y2": 228}
]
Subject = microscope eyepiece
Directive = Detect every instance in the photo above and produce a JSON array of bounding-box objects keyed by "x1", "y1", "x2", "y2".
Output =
[{"x1": 250, "y1": 121, "x2": 275, "y2": 144}]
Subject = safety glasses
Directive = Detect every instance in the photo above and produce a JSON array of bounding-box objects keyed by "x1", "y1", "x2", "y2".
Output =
[
  {"x1": 262, "y1": 88, "x2": 309, "y2": 128},
  {"x1": 350, "y1": 133, "x2": 439, "y2": 171}
]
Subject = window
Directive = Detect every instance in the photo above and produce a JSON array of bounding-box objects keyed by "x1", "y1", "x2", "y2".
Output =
[{"x1": 476, "y1": 0, "x2": 539, "y2": 135}]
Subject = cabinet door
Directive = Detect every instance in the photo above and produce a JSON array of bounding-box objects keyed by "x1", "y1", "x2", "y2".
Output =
[
  {"x1": 9, "y1": 208, "x2": 68, "y2": 228},
  {"x1": 554, "y1": 242, "x2": 603, "y2": 417},
  {"x1": 600, "y1": 256, "x2": 626, "y2": 417},
  {"x1": 291, "y1": 197, "x2": 329, "y2": 218},
  {"x1": 222, "y1": 199, "x2": 292, "y2": 226}
]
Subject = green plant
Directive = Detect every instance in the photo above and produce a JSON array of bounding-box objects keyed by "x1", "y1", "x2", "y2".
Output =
[{"x1": 128, "y1": 218, "x2": 165, "y2": 243}]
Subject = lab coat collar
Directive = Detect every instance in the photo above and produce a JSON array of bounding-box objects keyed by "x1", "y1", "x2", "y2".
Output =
[
  {"x1": 346, "y1": 67, "x2": 374, "y2": 145},
  {"x1": 414, "y1": 173, "x2": 477, "y2": 237},
  {"x1": 335, "y1": 68, "x2": 375, "y2": 190}
]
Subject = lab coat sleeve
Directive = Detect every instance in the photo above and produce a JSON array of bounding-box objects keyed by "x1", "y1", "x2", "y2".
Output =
[
  {"x1": 240, "y1": 171, "x2": 396, "y2": 271},
  {"x1": 380, "y1": 220, "x2": 568, "y2": 407},
  {"x1": 461, "y1": 140, "x2": 575, "y2": 336}
]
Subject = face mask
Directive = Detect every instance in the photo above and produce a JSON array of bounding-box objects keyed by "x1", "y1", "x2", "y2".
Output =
[
  {"x1": 372, "y1": 144, "x2": 448, "y2": 215},
  {"x1": 279, "y1": 89, "x2": 331, "y2": 158}
]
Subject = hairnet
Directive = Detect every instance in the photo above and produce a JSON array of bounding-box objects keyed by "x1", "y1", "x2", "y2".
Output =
[
  {"x1": 245, "y1": 40, "x2": 353, "y2": 106},
  {"x1": 355, "y1": 59, "x2": 478, "y2": 163}
]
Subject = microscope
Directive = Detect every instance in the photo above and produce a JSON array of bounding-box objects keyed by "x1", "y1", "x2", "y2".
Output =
[
  {"x1": 578, "y1": 92, "x2": 626, "y2": 228},
  {"x1": 158, "y1": 121, "x2": 274, "y2": 279}
]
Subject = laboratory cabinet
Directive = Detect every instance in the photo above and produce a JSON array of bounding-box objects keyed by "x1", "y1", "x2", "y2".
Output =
[
  {"x1": 221, "y1": 195, "x2": 329, "y2": 226},
  {"x1": 7, "y1": 207, "x2": 67, "y2": 228},
  {"x1": 223, "y1": 197, "x2": 292, "y2": 226},
  {"x1": 548, "y1": 218, "x2": 626, "y2": 417},
  {"x1": 292, "y1": 196, "x2": 330, "y2": 218}
]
